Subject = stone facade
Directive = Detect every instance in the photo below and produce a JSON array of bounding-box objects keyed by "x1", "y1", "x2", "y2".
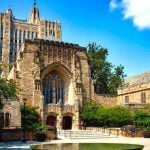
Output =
[
  {"x1": 7, "y1": 39, "x2": 93, "y2": 129},
  {"x1": 0, "y1": 3, "x2": 94, "y2": 130},
  {"x1": 0, "y1": 4, "x2": 61, "y2": 75},
  {"x1": 117, "y1": 72, "x2": 150, "y2": 107},
  {"x1": 2, "y1": 100, "x2": 21, "y2": 128}
]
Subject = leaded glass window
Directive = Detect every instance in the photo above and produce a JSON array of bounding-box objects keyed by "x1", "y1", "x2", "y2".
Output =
[{"x1": 43, "y1": 71, "x2": 64, "y2": 105}]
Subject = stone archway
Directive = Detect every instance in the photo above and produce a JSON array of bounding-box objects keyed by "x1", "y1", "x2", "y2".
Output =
[
  {"x1": 62, "y1": 116, "x2": 72, "y2": 130},
  {"x1": 43, "y1": 71, "x2": 64, "y2": 105},
  {"x1": 42, "y1": 63, "x2": 73, "y2": 106},
  {"x1": 46, "y1": 115, "x2": 57, "y2": 127}
]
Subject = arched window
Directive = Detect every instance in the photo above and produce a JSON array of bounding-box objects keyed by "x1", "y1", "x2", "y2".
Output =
[
  {"x1": 5, "y1": 113, "x2": 10, "y2": 127},
  {"x1": 0, "y1": 112, "x2": 4, "y2": 128},
  {"x1": 43, "y1": 71, "x2": 64, "y2": 105}
]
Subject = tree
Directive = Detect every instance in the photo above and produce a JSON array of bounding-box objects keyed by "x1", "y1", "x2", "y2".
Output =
[
  {"x1": 108, "y1": 65, "x2": 125, "y2": 95},
  {"x1": 0, "y1": 61, "x2": 19, "y2": 109},
  {"x1": 87, "y1": 42, "x2": 125, "y2": 95},
  {"x1": 20, "y1": 105, "x2": 40, "y2": 130},
  {"x1": 80, "y1": 100, "x2": 101, "y2": 126},
  {"x1": 134, "y1": 110, "x2": 150, "y2": 129},
  {"x1": 80, "y1": 100, "x2": 133, "y2": 127}
]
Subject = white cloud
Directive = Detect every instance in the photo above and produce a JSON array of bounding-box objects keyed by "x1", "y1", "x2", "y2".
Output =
[
  {"x1": 109, "y1": 0, "x2": 119, "y2": 11},
  {"x1": 109, "y1": 0, "x2": 150, "y2": 30}
]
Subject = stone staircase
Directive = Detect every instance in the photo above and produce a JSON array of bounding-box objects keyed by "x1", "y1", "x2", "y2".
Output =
[{"x1": 57, "y1": 129, "x2": 116, "y2": 139}]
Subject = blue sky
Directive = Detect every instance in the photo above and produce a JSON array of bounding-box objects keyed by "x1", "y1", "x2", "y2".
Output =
[{"x1": 0, "y1": 0, "x2": 150, "y2": 77}]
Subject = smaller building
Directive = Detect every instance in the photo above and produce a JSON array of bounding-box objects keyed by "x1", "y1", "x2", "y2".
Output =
[
  {"x1": 117, "y1": 72, "x2": 150, "y2": 108},
  {"x1": 0, "y1": 100, "x2": 21, "y2": 128}
]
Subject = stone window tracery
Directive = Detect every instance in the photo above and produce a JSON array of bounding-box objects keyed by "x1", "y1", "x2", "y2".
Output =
[
  {"x1": 35, "y1": 80, "x2": 40, "y2": 91},
  {"x1": 43, "y1": 71, "x2": 64, "y2": 105}
]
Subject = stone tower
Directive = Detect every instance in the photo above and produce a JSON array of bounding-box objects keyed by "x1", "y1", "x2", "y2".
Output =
[
  {"x1": 0, "y1": 1, "x2": 62, "y2": 77},
  {"x1": 29, "y1": 1, "x2": 40, "y2": 24}
]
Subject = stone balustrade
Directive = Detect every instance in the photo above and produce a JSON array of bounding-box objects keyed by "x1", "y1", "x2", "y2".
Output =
[
  {"x1": 47, "y1": 104, "x2": 60, "y2": 114},
  {"x1": 45, "y1": 104, "x2": 75, "y2": 114}
]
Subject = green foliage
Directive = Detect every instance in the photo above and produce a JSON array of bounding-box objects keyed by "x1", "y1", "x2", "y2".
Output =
[
  {"x1": 106, "y1": 106, "x2": 133, "y2": 127},
  {"x1": 21, "y1": 105, "x2": 41, "y2": 130},
  {"x1": 0, "y1": 78, "x2": 19, "y2": 109},
  {"x1": 0, "y1": 61, "x2": 19, "y2": 109},
  {"x1": 0, "y1": 61, "x2": 8, "y2": 74},
  {"x1": 87, "y1": 43, "x2": 125, "y2": 95},
  {"x1": 134, "y1": 110, "x2": 150, "y2": 129},
  {"x1": 80, "y1": 100, "x2": 101, "y2": 126},
  {"x1": 80, "y1": 100, "x2": 133, "y2": 127},
  {"x1": 35, "y1": 132, "x2": 47, "y2": 142},
  {"x1": 35, "y1": 123, "x2": 48, "y2": 131}
]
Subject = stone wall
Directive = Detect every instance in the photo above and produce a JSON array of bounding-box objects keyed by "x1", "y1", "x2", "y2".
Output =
[
  {"x1": 121, "y1": 129, "x2": 144, "y2": 137},
  {"x1": 3, "y1": 100, "x2": 21, "y2": 127},
  {"x1": 0, "y1": 129, "x2": 57, "y2": 142},
  {"x1": 94, "y1": 94, "x2": 117, "y2": 106}
]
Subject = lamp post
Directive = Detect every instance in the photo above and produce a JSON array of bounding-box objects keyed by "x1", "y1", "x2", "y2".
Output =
[{"x1": 22, "y1": 98, "x2": 27, "y2": 143}]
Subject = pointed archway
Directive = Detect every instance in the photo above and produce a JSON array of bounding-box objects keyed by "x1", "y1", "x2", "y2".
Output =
[
  {"x1": 62, "y1": 116, "x2": 72, "y2": 130},
  {"x1": 46, "y1": 115, "x2": 57, "y2": 127}
]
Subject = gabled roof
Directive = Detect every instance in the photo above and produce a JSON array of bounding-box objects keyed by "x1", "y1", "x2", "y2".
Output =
[{"x1": 123, "y1": 72, "x2": 150, "y2": 87}]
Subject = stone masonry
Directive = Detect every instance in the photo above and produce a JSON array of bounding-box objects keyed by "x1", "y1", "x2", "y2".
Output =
[{"x1": 7, "y1": 39, "x2": 93, "y2": 129}]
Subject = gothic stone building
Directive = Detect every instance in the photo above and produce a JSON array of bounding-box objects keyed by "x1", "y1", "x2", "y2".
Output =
[
  {"x1": 117, "y1": 72, "x2": 150, "y2": 108},
  {"x1": 0, "y1": 4, "x2": 93, "y2": 129},
  {"x1": 0, "y1": 4, "x2": 61, "y2": 73}
]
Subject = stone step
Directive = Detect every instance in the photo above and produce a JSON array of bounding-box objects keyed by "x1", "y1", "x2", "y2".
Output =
[{"x1": 58, "y1": 130, "x2": 111, "y2": 139}]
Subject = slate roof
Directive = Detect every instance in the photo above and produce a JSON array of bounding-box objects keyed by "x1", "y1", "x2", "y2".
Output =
[{"x1": 123, "y1": 72, "x2": 150, "y2": 87}]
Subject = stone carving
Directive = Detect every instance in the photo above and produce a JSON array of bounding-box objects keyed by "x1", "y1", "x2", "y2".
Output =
[{"x1": 75, "y1": 56, "x2": 81, "y2": 83}]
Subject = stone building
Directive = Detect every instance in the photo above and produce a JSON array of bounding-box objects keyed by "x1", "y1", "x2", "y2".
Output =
[
  {"x1": 0, "y1": 100, "x2": 21, "y2": 129},
  {"x1": 0, "y1": 3, "x2": 93, "y2": 129},
  {"x1": 117, "y1": 72, "x2": 150, "y2": 108},
  {"x1": 0, "y1": 2, "x2": 61, "y2": 74}
]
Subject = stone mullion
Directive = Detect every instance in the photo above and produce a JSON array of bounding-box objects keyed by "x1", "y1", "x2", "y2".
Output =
[{"x1": 52, "y1": 80, "x2": 56, "y2": 104}]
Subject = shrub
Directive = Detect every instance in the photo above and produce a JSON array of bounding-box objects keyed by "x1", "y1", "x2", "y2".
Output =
[
  {"x1": 35, "y1": 132, "x2": 47, "y2": 142},
  {"x1": 106, "y1": 106, "x2": 133, "y2": 127},
  {"x1": 80, "y1": 100, "x2": 133, "y2": 127},
  {"x1": 35, "y1": 123, "x2": 48, "y2": 131},
  {"x1": 134, "y1": 110, "x2": 150, "y2": 129},
  {"x1": 21, "y1": 105, "x2": 40, "y2": 131}
]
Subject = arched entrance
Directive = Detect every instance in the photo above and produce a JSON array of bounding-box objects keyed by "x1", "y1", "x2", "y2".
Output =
[
  {"x1": 62, "y1": 116, "x2": 72, "y2": 130},
  {"x1": 46, "y1": 115, "x2": 57, "y2": 127}
]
